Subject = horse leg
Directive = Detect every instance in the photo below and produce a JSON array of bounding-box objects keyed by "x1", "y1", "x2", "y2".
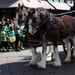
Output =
[
  {"x1": 52, "y1": 44, "x2": 62, "y2": 66},
  {"x1": 30, "y1": 47, "x2": 38, "y2": 65},
  {"x1": 72, "y1": 36, "x2": 75, "y2": 57},
  {"x1": 37, "y1": 34, "x2": 47, "y2": 69},
  {"x1": 62, "y1": 41, "x2": 67, "y2": 55},
  {"x1": 46, "y1": 45, "x2": 54, "y2": 62},
  {"x1": 64, "y1": 38, "x2": 71, "y2": 62}
]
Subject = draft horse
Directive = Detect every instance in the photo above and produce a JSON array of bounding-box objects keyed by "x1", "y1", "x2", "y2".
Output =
[{"x1": 29, "y1": 8, "x2": 75, "y2": 69}]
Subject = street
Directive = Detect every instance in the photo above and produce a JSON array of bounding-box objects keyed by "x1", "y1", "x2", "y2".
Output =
[
  {"x1": 0, "y1": 46, "x2": 74, "y2": 75},
  {"x1": 0, "y1": 56, "x2": 75, "y2": 75}
]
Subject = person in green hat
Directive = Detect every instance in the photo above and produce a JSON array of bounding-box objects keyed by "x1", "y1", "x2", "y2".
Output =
[{"x1": 0, "y1": 21, "x2": 10, "y2": 51}]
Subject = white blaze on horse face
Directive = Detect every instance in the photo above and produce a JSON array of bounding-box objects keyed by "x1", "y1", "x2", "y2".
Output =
[
  {"x1": 18, "y1": 30, "x2": 20, "y2": 34},
  {"x1": 49, "y1": 13, "x2": 55, "y2": 22},
  {"x1": 29, "y1": 24, "x2": 32, "y2": 34},
  {"x1": 20, "y1": 25, "x2": 25, "y2": 30},
  {"x1": 28, "y1": 18, "x2": 32, "y2": 34}
]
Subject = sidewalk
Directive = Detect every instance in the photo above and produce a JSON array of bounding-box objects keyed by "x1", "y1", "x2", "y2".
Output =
[
  {"x1": 0, "y1": 49, "x2": 32, "y2": 57},
  {"x1": 0, "y1": 45, "x2": 64, "y2": 65},
  {"x1": 0, "y1": 49, "x2": 32, "y2": 65}
]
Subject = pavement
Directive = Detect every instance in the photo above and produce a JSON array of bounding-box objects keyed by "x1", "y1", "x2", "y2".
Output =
[
  {"x1": 0, "y1": 51, "x2": 75, "y2": 75},
  {"x1": 0, "y1": 45, "x2": 75, "y2": 75},
  {"x1": 0, "y1": 45, "x2": 63, "y2": 65},
  {"x1": 0, "y1": 49, "x2": 32, "y2": 65}
]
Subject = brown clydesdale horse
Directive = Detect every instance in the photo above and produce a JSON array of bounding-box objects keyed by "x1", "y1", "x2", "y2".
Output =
[
  {"x1": 17, "y1": 4, "x2": 75, "y2": 68},
  {"x1": 28, "y1": 8, "x2": 75, "y2": 69}
]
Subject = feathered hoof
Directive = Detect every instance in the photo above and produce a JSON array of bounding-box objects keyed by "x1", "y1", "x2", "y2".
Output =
[
  {"x1": 29, "y1": 63, "x2": 46, "y2": 70},
  {"x1": 71, "y1": 55, "x2": 75, "y2": 60},
  {"x1": 52, "y1": 62, "x2": 62, "y2": 67},
  {"x1": 36, "y1": 65, "x2": 46, "y2": 70},
  {"x1": 64, "y1": 58, "x2": 71, "y2": 63},
  {"x1": 20, "y1": 47, "x2": 25, "y2": 50},
  {"x1": 72, "y1": 52, "x2": 75, "y2": 57},
  {"x1": 15, "y1": 48, "x2": 20, "y2": 51},
  {"x1": 29, "y1": 64, "x2": 38, "y2": 68}
]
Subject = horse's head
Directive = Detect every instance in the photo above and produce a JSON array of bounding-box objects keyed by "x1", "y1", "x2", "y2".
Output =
[
  {"x1": 28, "y1": 8, "x2": 41, "y2": 34},
  {"x1": 17, "y1": 5, "x2": 29, "y2": 25}
]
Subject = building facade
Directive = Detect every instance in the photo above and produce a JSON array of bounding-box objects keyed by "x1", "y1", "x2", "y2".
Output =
[
  {"x1": 48, "y1": 0, "x2": 74, "y2": 10},
  {"x1": 0, "y1": 0, "x2": 74, "y2": 19},
  {"x1": 0, "y1": 0, "x2": 19, "y2": 19}
]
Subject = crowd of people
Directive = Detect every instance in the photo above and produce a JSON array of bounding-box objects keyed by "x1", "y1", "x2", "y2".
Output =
[
  {"x1": 0, "y1": 17, "x2": 27, "y2": 52},
  {"x1": 0, "y1": 4, "x2": 36, "y2": 52}
]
